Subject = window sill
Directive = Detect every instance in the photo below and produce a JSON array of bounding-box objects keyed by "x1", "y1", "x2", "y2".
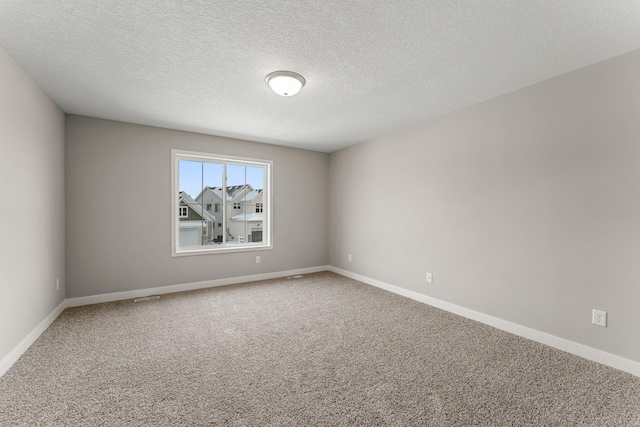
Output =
[{"x1": 172, "y1": 243, "x2": 273, "y2": 257}]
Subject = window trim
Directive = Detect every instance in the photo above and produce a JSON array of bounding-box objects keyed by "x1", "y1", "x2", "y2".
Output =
[
  {"x1": 171, "y1": 149, "x2": 273, "y2": 257},
  {"x1": 178, "y1": 206, "x2": 188, "y2": 218}
]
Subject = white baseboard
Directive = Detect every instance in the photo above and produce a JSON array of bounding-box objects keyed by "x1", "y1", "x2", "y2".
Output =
[
  {"x1": 0, "y1": 266, "x2": 329, "y2": 378},
  {"x1": 328, "y1": 266, "x2": 640, "y2": 378},
  {"x1": 66, "y1": 265, "x2": 330, "y2": 307},
  {"x1": 0, "y1": 299, "x2": 67, "y2": 378}
]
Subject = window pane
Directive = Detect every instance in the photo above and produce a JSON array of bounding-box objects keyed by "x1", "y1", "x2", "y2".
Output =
[
  {"x1": 227, "y1": 199, "x2": 248, "y2": 246},
  {"x1": 178, "y1": 160, "x2": 222, "y2": 248},
  {"x1": 227, "y1": 203, "x2": 264, "y2": 244},
  {"x1": 225, "y1": 164, "x2": 265, "y2": 247},
  {"x1": 246, "y1": 166, "x2": 264, "y2": 192},
  {"x1": 178, "y1": 160, "x2": 203, "y2": 249},
  {"x1": 246, "y1": 204, "x2": 264, "y2": 243},
  {"x1": 203, "y1": 162, "x2": 223, "y2": 190},
  {"x1": 196, "y1": 162, "x2": 223, "y2": 245},
  {"x1": 178, "y1": 160, "x2": 202, "y2": 200},
  {"x1": 200, "y1": 204, "x2": 213, "y2": 245}
]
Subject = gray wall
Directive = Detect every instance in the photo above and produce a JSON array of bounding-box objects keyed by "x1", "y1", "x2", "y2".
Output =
[
  {"x1": 329, "y1": 49, "x2": 640, "y2": 363},
  {"x1": 65, "y1": 116, "x2": 329, "y2": 298},
  {"x1": 0, "y1": 46, "x2": 65, "y2": 361}
]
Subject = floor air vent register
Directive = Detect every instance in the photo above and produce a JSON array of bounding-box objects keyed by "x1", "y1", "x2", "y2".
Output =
[{"x1": 134, "y1": 295, "x2": 161, "y2": 303}]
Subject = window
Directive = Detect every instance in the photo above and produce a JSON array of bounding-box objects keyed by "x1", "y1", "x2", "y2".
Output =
[{"x1": 172, "y1": 149, "x2": 272, "y2": 256}]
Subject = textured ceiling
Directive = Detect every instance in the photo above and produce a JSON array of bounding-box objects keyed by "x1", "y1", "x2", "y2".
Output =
[{"x1": 1, "y1": 1, "x2": 640, "y2": 152}]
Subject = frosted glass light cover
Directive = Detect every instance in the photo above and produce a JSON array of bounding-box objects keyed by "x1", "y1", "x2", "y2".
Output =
[{"x1": 266, "y1": 71, "x2": 305, "y2": 96}]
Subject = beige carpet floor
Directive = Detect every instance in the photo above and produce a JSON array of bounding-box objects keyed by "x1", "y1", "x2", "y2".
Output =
[{"x1": 1, "y1": 271, "x2": 639, "y2": 426}]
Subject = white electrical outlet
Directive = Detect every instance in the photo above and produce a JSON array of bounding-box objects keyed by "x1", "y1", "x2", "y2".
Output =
[
  {"x1": 56, "y1": 278, "x2": 60, "y2": 290},
  {"x1": 592, "y1": 309, "x2": 607, "y2": 327},
  {"x1": 426, "y1": 272, "x2": 433, "y2": 283},
  {"x1": 348, "y1": 254, "x2": 352, "y2": 262},
  {"x1": 256, "y1": 256, "x2": 261, "y2": 264}
]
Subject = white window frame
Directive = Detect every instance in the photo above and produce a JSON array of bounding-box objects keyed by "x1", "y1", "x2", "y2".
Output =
[
  {"x1": 171, "y1": 149, "x2": 273, "y2": 257},
  {"x1": 179, "y1": 206, "x2": 188, "y2": 218}
]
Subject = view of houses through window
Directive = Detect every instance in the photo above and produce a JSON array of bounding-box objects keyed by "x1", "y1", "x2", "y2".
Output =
[{"x1": 173, "y1": 150, "x2": 271, "y2": 254}]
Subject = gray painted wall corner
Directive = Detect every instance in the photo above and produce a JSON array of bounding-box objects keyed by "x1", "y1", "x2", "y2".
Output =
[
  {"x1": 328, "y1": 49, "x2": 640, "y2": 364},
  {"x1": 0, "y1": 45, "x2": 65, "y2": 362}
]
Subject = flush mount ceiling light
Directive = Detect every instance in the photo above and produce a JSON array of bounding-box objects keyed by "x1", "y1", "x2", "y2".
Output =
[{"x1": 265, "y1": 71, "x2": 306, "y2": 97}]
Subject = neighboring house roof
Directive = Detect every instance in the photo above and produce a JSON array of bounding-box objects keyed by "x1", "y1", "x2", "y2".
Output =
[
  {"x1": 227, "y1": 185, "x2": 249, "y2": 200},
  {"x1": 194, "y1": 186, "x2": 223, "y2": 203},
  {"x1": 179, "y1": 192, "x2": 216, "y2": 222},
  {"x1": 230, "y1": 212, "x2": 263, "y2": 222},
  {"x1": 195, "y1": 185, "x2": 263, "y2": 202},
  {"x1": 242, "y1": 189, "x2": 263, "y2": 202}
]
